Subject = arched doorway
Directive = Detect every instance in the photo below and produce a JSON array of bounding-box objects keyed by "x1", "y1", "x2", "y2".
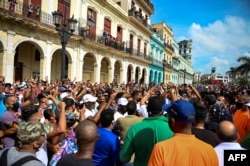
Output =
[
  {"x1": 135, "y1": 66, "x2": 140, "y2": 83},
  {"x1": 14, "y1": 42, "x2": 42, "y2": 81},
  {"x1": 127, "y1": 64, "x2": 133, "y2": 83},
  {"x1": 83, "y1": 53, "x2": 95, "y2": 82},
  {"x1": 114, "y1": 60, "x2": 122, "y2": 84},
  {"x1": 51, "y1": 49, "x2": 69, "y2": 81},
  {"x1": 154, "y1": 71, "x2": 157, "y2": 83},
  {"x1": 100, "y1": 57, "x2": 110, "y2": 83},
  {"x1": 158, "y1": 72, "x2": 162, "y2": 84},
  {"x1": 142, "y1": 68, "x2": 146, "y2": 84},
  {"x1": 149, "y1": 70, "x2": 153, "y2": 83}
]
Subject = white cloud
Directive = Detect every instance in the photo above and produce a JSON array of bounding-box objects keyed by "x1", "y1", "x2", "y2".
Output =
[{"x1": 187, "y1": 16, "x2": 250, "y2": 75}]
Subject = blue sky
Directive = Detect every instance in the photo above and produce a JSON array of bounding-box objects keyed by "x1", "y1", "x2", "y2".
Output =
[{"x1": 151, "y1": 0, "x2": 250, "y2": 75}]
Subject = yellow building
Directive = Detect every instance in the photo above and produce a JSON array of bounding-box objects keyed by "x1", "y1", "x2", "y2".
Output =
[
  {"x1": 151, "y1": 22, "x2": 174, "y2": 83},
  {"x1": 0, "y1": 0, "x2": 154, "y2": 84}
]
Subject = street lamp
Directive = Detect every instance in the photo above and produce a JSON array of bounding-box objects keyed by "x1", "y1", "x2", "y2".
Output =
[
  {"x1": 179, "y1": 68, "x2": 186, "y2": 85},
  {"x1": 162, "y1": 58, "x2": 167, "y2": 84},
  {"x1": 52, "y1": 7, "x2": 77, "y2": 81}
]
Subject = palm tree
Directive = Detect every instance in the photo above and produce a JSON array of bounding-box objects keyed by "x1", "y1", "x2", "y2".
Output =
[
  {"x1": 226, "y1": 67, "x2": 238, "y2": 84},
  {"x1": 235, "y1": 56, "x2": 250, "y2": 76},
  {"x1": 210, "y1": 67, "x2": 216, "y2": 74},
  {"x1": 226, "y1": 67, "x2": 238, "y2": 78}
]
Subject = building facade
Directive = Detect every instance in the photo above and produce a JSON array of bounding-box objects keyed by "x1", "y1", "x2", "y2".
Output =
[
  {"x1": 172, "y1": 40, "x2": 181, "y2": 85},
  {"x1": 0, "y1": 0, "x2": 195, "y2": 85},
  {"x1": 0, "y1": 0, "x2": 154, "y2": 84},
  {"x1": 178, "y1": 39, "x2": 194, "y2": 85},
  {"x1": 148, "y1": 29, "x2": 164, "y2": 85},
  {"x1": 151, "y1": 22, "x2": 174, "y2": 83}
]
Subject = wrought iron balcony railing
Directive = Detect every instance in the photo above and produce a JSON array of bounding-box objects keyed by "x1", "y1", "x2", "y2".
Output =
[
  {"x1": 128, "y1": 9, "x2": 150, "y2": 29},
  {"x1": 0, "y1": 0, "x2": 53, "y2": 25}
]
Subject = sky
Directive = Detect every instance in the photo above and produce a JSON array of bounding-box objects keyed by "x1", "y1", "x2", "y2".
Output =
[{"x1": 151, "y1": 0, "x2": 250, "y2": 75}]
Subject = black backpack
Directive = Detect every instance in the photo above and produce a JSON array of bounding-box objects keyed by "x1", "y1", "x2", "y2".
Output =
[{"x1": 0, "y1": 148, "x2": 41, "y2": 166}]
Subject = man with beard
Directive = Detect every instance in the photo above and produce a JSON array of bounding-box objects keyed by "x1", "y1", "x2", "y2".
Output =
[
  {"x1": 114, "y1": 98, "x2": 128, "y2": 122},
  {"x1": 82, "y1": 94, "x2": 98, "y2": 120}
]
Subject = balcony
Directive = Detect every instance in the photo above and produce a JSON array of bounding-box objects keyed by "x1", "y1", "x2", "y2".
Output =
[
  {"x1": 81, "y1": 33, "x2": 151, "y2": 62},
  {"x1": 137, "y1": 0, "x2": 154, "y2": 14},
  {"x1": 151, "y1": 58, "x2": 163, "y2": 66},
  {"x1": 165, "y1": 62, "x2": 173, "y2": 70},
  {"x1": 164, "y1": 43, "x2": 174, "y2": 52},
  {"x1": 144, "y1": 0, "x2": 154, "y2": 12},
  {"x1": 126, "y1": 48, "x2": 151, "y2": 61},
  {"x1": 0, "y1": 0, "x2": 53, "y2": 26},
  {"x1": 128, "y1": 9, "x2": 151, "y2": 30}
]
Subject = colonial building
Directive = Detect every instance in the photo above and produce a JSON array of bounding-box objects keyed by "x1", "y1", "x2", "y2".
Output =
[
  {"x1": 0, "y1": 0, "x2": 154, "y2": 84},
  {"x1": 148, "y1": 28, "x2": 164, "y2": 85},
  {"x1": 172, "y1": 40, "x2": 181, "y2": 85},
  {"x1": 151, "y1": 22, "x2": 174, "y2": 83},
  {"x1": 178, "y1": 39, "x2": 194, "y2": 85}
]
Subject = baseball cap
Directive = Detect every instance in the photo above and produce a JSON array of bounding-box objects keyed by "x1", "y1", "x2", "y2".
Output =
[
  {"x1": 163, "y1": 99, "x2": 196, "y2": 123},
  {"x1": 17, "y1": 121, "x2": 53, "y2": 144},
  {"x1": 82, "y1": 94, "x2": 97, "y2": 103},
  {"x1": 117, "y1": 98, "x2": 128, "y2": 106},
  {"x1": 60, "y1": 92, "x2": 69, "y2": 100}
]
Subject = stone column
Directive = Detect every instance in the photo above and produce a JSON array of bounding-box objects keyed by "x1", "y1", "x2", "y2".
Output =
[{"x1": 5, "y1": 30, "x2": 16, "y2": 83}]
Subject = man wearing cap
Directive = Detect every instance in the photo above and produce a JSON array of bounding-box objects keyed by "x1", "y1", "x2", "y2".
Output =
[
  {"x1": 82, "y1": 94, "x2": 98, "y2": 120},
  {"x1": 21, "y1": 102, "x2": 66, "y2": 165},
  {"x1": 0, "y1": 121, "x2": 52, "y2": 166},
  {"x1": 148, "y1": 98, "x2": 218, "y2": 166},
  {"x1": 114, "y1": 97, "x2": 128, "y2": 122}
]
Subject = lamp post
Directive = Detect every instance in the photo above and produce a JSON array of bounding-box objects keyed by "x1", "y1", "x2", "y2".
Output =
[
  {"x1": 52, "y1": 7, "x2": 77, "y2": 81},
  {"x1": 179, "y1": 68, "x2": 186, "y2": 85},
  {"x1": 162, "y1": 58, "x2": 167, "y2": 84}
]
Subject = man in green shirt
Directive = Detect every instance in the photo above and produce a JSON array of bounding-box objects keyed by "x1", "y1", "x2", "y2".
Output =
[{"x1": 120, "y1": 96, "x2": 173, "y2": 166}]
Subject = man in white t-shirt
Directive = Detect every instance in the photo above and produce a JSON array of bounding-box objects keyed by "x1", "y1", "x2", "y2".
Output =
[
  {"x1": 114, "y1": 98, "x2": 128, "y2": 122},
  {"x1": 215, "y1": 121, "x2": 245, "y2": 166},
  {"x1": 82, "y1": 94, "x2": 98, "y2": 120}
]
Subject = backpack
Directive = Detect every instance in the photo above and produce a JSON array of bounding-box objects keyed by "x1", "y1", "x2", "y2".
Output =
[{"x1": 0, "y1": 148, "x2": 41, "y2": 166}]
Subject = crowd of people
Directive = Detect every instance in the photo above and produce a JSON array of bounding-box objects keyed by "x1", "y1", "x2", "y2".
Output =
[{"x1": 0, "y1": 75, "x2": 249, "y2": 166}]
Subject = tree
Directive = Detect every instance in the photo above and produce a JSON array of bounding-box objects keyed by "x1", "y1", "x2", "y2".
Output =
[
  {"x1": 235, "y1": 77, "x2": 249, "y2": 86},
  {"x1": 226, "y1": 67, "x2": 237, "y2": 77},
  {"x1": 210, "y1": 67, "x2": 216, "y2": 74},
  {"x1": 235, "y1": 56, "x2": 250, "y2": 76}
]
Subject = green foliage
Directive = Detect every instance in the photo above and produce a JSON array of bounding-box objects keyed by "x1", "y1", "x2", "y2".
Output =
[{"x1": 235, "y1": 77, "x2": 249, "y2": 86}]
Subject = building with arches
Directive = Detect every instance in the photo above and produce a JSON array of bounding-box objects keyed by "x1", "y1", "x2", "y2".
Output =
[
  {"x1": 0, "y1": 0, "x2": 153, "y2": 84},
  {"x1": 0, "y1": 0, "x2": 195, "y2": 85}
]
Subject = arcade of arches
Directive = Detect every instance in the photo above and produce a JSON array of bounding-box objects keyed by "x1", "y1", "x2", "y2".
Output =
[{"x1": 0, "y1": 40, "x2": 148, "y2": 84}]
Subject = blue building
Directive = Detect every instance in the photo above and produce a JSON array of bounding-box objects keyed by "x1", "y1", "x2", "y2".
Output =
[{"x1": 149, "y1": 30, "x2": 165, "y2": 85}]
